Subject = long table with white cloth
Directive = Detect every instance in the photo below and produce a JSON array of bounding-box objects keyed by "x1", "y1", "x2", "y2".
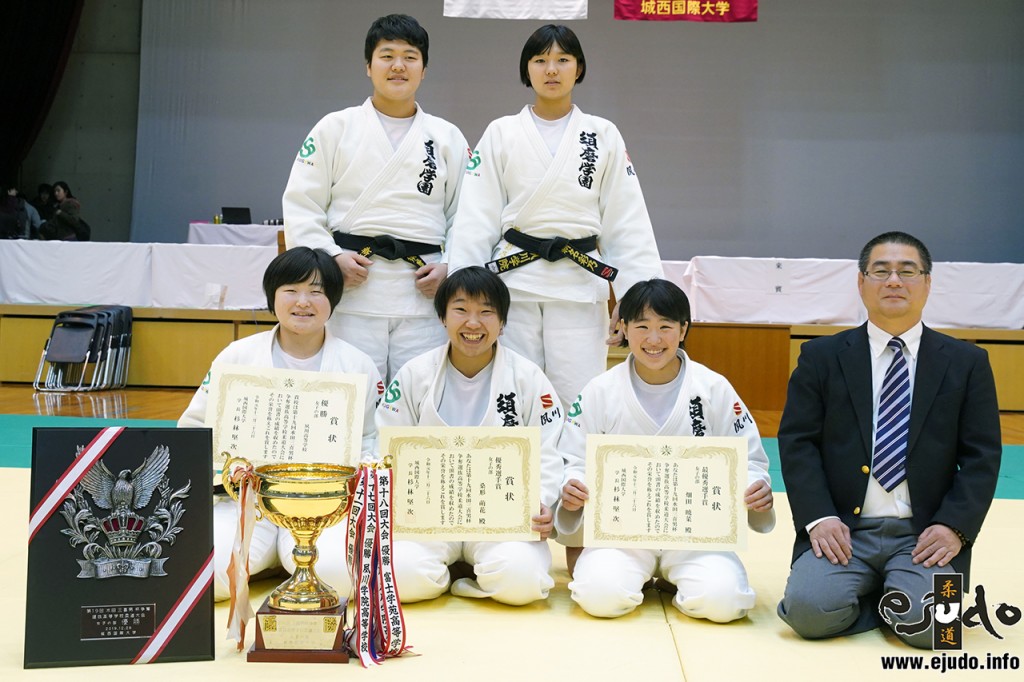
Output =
[
  {"x1": 0, "y1": 240, "x2": 277, "y2": 308},
  {"x1": 187, "y1": 222, "x2": 281, "y2": 246}
]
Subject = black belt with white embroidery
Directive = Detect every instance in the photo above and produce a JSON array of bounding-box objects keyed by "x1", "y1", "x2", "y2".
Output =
[
  {"x1": 485, "y1": 229, "x2": 618, "y2": 282},
  {"x1": 332, "y1": 232, "x2": 441, "y2": 268}
]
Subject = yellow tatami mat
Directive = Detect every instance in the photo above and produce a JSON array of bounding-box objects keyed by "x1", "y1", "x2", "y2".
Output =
[{"x1": 5, "y1": 467, "x2": 1021, "y2": 680}]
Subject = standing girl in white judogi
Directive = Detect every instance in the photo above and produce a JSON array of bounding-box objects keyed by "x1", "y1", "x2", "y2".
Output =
[{"x1": 447, "y1": 24, "x2": 663, "y2": 414}]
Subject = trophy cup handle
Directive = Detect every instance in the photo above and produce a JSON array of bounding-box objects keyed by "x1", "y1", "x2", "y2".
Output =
[{"x1": 221, "y1": 455, "x2": 252, "y2": 502}]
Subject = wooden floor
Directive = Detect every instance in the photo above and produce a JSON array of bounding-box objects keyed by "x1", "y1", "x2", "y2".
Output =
[{"x1": 1, "y1": 383, "x2": 1023, "y2": 443}]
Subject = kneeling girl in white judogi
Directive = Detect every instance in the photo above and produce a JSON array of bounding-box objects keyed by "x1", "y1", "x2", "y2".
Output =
[
  {"x1": 377, "y1": 266, "x2": 564, "y2": 605},
  {"x1": 178, "y1": 247, "x2": 381, "y2": 601},
  {"x1": 557, "y1": 279, "x2": 775, "y2": 621}
]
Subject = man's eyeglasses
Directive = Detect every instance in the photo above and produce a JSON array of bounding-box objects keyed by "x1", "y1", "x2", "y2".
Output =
[{"x1": 863, "y1": 267, "x2": 928, "y2": 281}]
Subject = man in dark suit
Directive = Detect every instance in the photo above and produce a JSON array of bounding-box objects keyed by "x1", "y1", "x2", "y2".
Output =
[{"x1": 776, "y1": 231, "x2": 1001, "y2": 648}]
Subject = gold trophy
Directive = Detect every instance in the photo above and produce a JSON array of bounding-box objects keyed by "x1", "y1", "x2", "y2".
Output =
[{"x1": 223, "y1": 457, "x2": 357, "y2": 663}]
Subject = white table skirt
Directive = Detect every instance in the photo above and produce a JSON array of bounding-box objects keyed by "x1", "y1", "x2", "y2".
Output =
[
  {"x1": 2, "y1": 243, "x2": 1021, "y2": 327},
  {"x1": 0, "y1": 240, "x2": 277, "y2": 309},
  {"x1": 670, "y1": 256, "x2": 1024, "y2": 328},
  {"x1": 187, "y1": 222, "x2": 281, "y2": 246}
]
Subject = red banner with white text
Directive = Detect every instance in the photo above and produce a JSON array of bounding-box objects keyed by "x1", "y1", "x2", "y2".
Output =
[{"x1": 614, "y1": 0, "x2": 757, "y2": 23}]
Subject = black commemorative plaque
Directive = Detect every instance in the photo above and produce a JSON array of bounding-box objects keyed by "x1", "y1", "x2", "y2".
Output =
[{"x1": 25, "y1": 427, "x2": 214, "y2": 667}]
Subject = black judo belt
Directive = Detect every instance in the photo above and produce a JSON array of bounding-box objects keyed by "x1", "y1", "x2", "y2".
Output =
[
  {"x1": 485, "y1": 229, "x2": 618, "y2": 282},
  {"x1": 332, "y1": 232, "x2": 441, "y2": 268}
]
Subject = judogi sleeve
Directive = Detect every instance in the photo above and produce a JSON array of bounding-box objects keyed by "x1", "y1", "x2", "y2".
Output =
[
  {"x1": 176, "y1": 341, "x2": 247, "y2": 428},
  {"x1": 282, "y1": 116, "x2": 342, "y2": 256},
  {"x1": 553, "y1": 386, "x2": 600, "y2": 536},
  {"x1": 707, "y1": 376, "x2": 775, "y2": 533},
  {"x1": 596, "y1": 124, "x2": 664, "y2": 298},
  {"x1": 439, "y1": 128, "x2": 470, "y2": 264},
  {"x1": 358, "y1": 363, "x2": 383, "y2": 464},
  {"x1": 374, "y1": 367, "x2": 422, "y2": 430},
  {"x1": 446, "y1": 122, "x2": 507, "y2": 271},
  {"x1": 177, "y1": 369, "x2": 212, "y2": 428},
  {"x1": 520, "y1": 371, "x2": 565, "y2": 509}
]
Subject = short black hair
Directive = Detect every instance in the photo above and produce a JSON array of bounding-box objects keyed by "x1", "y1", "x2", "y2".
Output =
[
  {"x1": 365, "y1": 14, "x2": 429, "y2": 67},
  {"x1": 519, "y1": 24, "x2": 586, "y2": 87},
  {"x1": 434, "y1": 266, "x2": 510, "y2": 325},
  {"x1": 858, "y1": 231, "x2": 932, "y2": 274},
  {"x1": 263, "y1": 247, "x2": 343, "y2": 314},
  {"x1": 618, "y1": 279, "x2": 691, "y2": 348}
]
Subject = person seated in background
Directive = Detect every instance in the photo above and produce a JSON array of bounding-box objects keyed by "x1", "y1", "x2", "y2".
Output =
[
  {"x1": 31, "y1": 183, "x2": 55, "y2": 222},
  {"x1": 39, "y1": 180, "x2": 85, "y2": 240},
  {"x1": 178, "y1": 246, "x2": 382, "y2": 601},
  {"x1": 557, "y1": 278, "x2": 775, "y2": 621},
  {"x1": 0, "y1": 185, "x2": 22, "y2": 239},
  {"x1": 377, "y1": 266, "x2": 564, "y2": 605},
  {"x1": 1, "y1": 185, "x2": 42, "y2": 238}
]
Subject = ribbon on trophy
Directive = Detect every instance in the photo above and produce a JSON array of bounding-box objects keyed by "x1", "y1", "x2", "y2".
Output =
[
  {"x1": 28, "y1": 426, "x2": 126, "y2": 542},
  {"x1": 346, "y1": 461, "x2": 408, "y2": 667},
  {"x1": 226, "y1": 461, "x2": 258, "y2": 650}
]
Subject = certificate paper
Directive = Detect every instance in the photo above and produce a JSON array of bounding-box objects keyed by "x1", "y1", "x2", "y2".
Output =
[
  {"x1": 381, "y1": 426, "x2": 540, "y2": 542},
  {"x1": 205, "y1": 364, "x2": 366, "y2": 473},
  {"x1": 584, "y1": 435, "x2": 747, "y2": 551}
]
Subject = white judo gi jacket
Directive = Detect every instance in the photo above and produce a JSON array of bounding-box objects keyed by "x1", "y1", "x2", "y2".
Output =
[
  {"x1": 558, "y1": 351, "x2": 775, "y2": 535},
  {"x1": 283, "y1": 98, "x2": 469, "y2": 318},
  {"x1": 447, "y1": 105, "x2": 663, "y2": 303},
  {"x1": 177, "y1": 327, "x2": 381, "y2": 466},
  {"x1": 376, "y1": 342, "x2": 565, "y2": 508}
]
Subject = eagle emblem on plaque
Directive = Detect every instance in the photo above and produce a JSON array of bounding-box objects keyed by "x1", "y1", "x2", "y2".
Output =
[{"x1": 58, "y1": 445, "x2": 192, "y2": 579}]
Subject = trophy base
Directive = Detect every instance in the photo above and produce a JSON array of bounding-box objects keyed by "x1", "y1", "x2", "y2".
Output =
[{"x1": 249, "y1": 598, "x2": 349, "y2": 664}]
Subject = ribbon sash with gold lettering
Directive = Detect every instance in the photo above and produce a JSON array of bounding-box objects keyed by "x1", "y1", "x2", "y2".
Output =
[
  {"x1": 614, "y1": 0, "x2": 757, "y2": 22},
  {"x1": 346, "y1": 465, "x2": 407, "y2": 667}
]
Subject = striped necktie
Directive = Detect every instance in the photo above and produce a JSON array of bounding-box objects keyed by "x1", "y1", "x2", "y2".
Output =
[{"x1": 873, "y1": 337, "x2": 910, "y2": 491}]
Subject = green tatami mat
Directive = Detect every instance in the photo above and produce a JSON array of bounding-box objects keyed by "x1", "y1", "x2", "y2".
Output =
[{"x1": 0, "y1": 415, "x2": 175, "y2": 468}]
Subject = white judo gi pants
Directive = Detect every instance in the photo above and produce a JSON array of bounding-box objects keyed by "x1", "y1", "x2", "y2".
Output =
[
  {"x1": 570, "y1": 547, "x2": 756, "y2": 622},
  {"x1": 394, "y1": 539, "x2": 554, "y2": 606},
  {"x1": 328, "y1": 313, "x2": 447, "y2": 385},
  {"x1": 212, "y1": 497, "x2": 351, "y2": 602},
  {"x1": 501, "y1": 300, "x2": 608, "y2": 412}
]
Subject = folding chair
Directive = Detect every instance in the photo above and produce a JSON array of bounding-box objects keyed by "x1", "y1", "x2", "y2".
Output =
[{"x1": 33, "y1": 306, "x2": 134, "y2": 392}]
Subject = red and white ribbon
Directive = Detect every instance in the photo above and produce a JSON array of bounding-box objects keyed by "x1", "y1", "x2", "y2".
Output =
[
  {"x1": 28, "y1": 426, "x2": 125, "y2": 543},
  {"x1": 132, "y1": 551, "x2": 214, "y2": 664},
  {"x1": 225, "y1": 463, "x2": 257, "y2": 650},
  {"x1": 346, "y1": 465, "x2": 408, "y2": 667}
]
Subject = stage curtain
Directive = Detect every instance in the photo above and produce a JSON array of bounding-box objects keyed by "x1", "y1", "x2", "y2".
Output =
[{"x1": 0, "y1": 0, "x2": 84, "y2": 183}]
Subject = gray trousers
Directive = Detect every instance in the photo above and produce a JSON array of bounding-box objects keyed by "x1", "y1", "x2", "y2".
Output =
[{"x1": 778, "y1": 517, "x2": 944, "y2": 648}]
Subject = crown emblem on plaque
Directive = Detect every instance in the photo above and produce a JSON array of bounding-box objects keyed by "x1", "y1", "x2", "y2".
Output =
[
  {"x1": 100, "y1": 509, "x2": 146, "y2": 546},
  {"x1": 58, "y1": 445, "x2": 192, "y2": 580}
]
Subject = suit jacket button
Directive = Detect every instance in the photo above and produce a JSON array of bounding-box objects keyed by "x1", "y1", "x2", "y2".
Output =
[
  {"x1": 861, "y1": 465, "x2": 870, "y2": 474},
  {"x1": 853, "y1": 506, "x2": 861, "y2": 515}
]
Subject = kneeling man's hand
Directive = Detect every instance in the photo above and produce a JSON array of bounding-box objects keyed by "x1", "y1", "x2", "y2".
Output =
[
  {"x1": 810, "y1": 518, "x2": 853, "y2": 566},
  {"x1": 912, "y1": 524, "x2": 962, "y2": 568}
]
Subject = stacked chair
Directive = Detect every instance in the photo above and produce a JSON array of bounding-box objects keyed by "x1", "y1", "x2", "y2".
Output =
[{"x1": 33, "y1": 305, "x2": 133, "y2": 392}]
